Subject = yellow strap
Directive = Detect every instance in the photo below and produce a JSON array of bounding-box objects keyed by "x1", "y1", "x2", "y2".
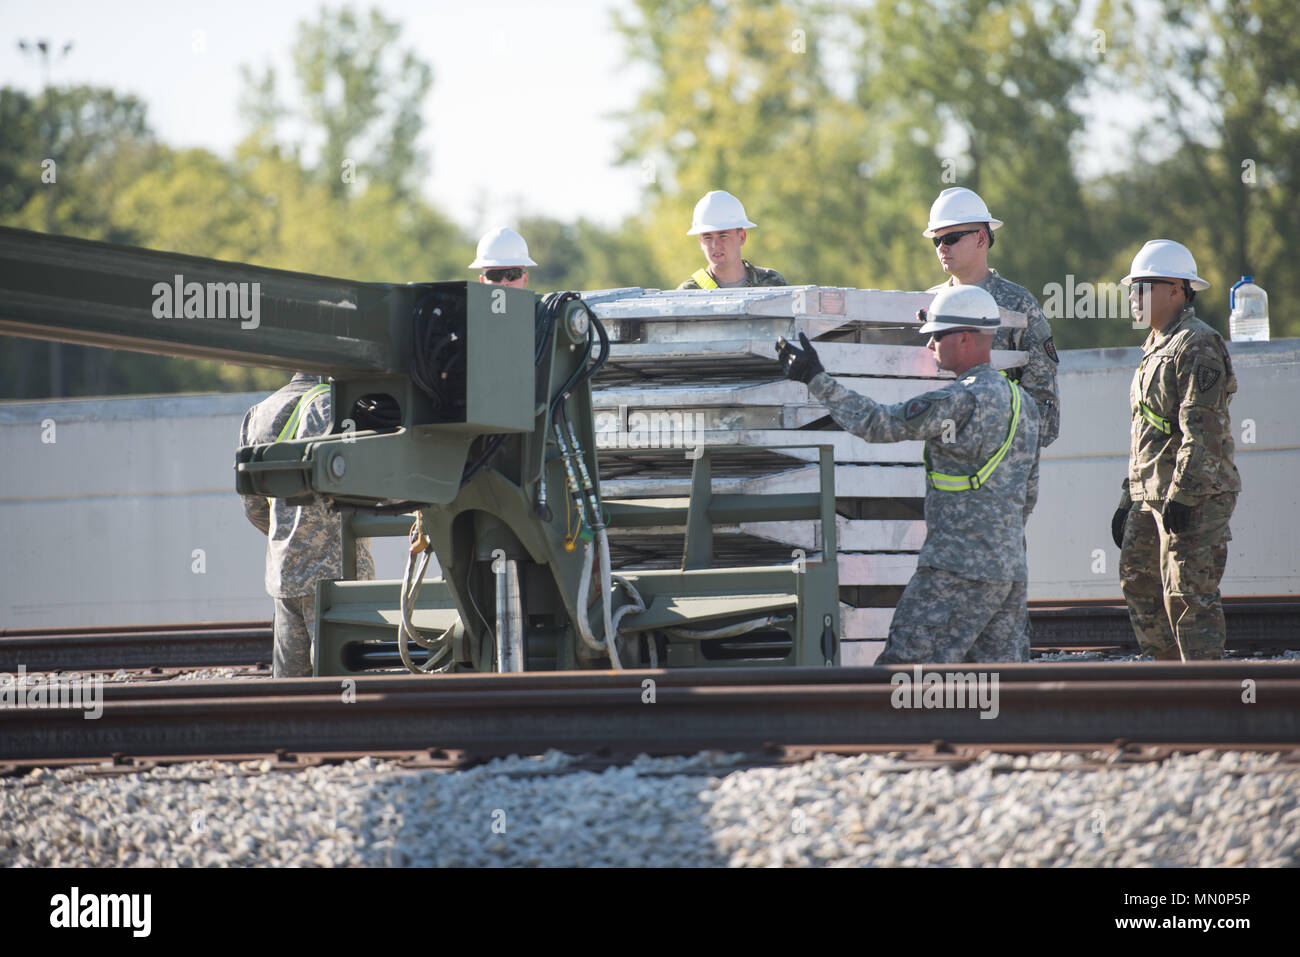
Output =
[
  {"x1": 277, "y1": 383, "x2": 330, "y2": 441},
  {"x1": 1139, "y1": 402, "x2": 1171, "y2": 435},
  {"x1": 925, "y1": 374, "x2": 1022, "y2": 491},
  {"x1": 1134, "y1": 354, "x2": 1172, "y2": 435},
  {"x1": 691, "y1": 268, "x2": 719, "y2": 290}
]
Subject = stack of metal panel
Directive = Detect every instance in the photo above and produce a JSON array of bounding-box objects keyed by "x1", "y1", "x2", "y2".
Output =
[{"x1": 585, "y1": 286, "x2": 1028, "y2": 663}]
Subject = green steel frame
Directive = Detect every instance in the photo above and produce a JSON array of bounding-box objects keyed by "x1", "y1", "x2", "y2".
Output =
[{"x1": 0, "y1": 226, "x2": 840, "y2": 674}]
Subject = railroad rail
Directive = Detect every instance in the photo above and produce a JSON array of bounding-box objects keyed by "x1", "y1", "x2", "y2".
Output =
[
  {"x1": 2, "y1": 663, "x2": 1297, "y2": 771},
  {"x1": 0, "y1": 621, "x2": 273, "y2": 672},
  {"x1": 3, "y1": 599, "x2": 1296, "y2": 674},
  {"x1": 1028, "y1": 596, "x2": 1300, "y2": 654}
]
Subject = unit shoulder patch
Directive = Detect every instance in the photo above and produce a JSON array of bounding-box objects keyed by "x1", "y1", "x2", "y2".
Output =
[
  {"x1": 904, "y1": 397, "x2": 932, "y2": 420},
  {"x1": 1044, "y1": 337, "x2": 1059, "y2": 363},
  {"x1": 1196, "y1": 363, "x2": 1222, "y2": 393}
]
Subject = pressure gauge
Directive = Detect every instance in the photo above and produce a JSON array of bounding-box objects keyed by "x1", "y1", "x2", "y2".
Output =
[{"x1": 565, "y1": 305, "x2": 591, "y2": 343}]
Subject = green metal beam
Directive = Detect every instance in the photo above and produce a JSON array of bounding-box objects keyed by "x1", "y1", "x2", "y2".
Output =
[{"x1": 0, "y1": 226, "x2": 401, "y2": 376}]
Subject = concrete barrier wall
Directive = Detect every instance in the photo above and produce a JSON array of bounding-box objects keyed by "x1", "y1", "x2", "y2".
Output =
[
  {"x1": 1029, "y1": 338, "x2": 1300, "y2": 600},
  {"x1": 2, "y1": 338, "x2": 1297, "y2": 629},
  {"x1": 0, "y1": 392, "x2": 409, "y2": 629}
]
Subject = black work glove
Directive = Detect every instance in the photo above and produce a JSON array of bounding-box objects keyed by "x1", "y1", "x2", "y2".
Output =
[
  {"x1": 775, "y1": 332, "x2": 825, "y2": 384},
  {"x1": 1111, "y1": 506, "x2": 1129, "y2": 549},
  {"x1": 1162, "y1": 499, "x2": 1192, "y2": 535}
]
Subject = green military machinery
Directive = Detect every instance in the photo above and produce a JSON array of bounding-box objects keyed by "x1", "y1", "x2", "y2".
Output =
[{"x1": 0, "y1": 227, "x2": 840, "y2": 674}]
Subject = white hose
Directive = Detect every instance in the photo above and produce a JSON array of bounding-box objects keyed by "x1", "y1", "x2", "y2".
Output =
[
  {"x1": 398, "y1": 546, "x2": 454, "y2": 674},
  {"x1": 662, "y1": 614, "x2": 793, "y2": 640},
  {"x1": 610, "y1": 574, "x2": 646, "y2": 635},
  {"x1": 574, "y1": 538, "x2": 638, "y2": 669},
  {"x1": 597, "y1": 528, "x2": 621, "y2": 670},
  {"x1": 574, "y1": 540, "x2": 604, "y2": 654}
]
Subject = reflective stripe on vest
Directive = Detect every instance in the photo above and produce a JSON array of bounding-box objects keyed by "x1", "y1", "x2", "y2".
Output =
[
  {"x1": 277, "y1": 383, "x2": 330, "y2": 441},
  {"x1": 1138, "y1": 402, "x2": 1172, "y2": 435},
  {"x1": 925, "y1": 374, "x2": 1021, "y2": 492},
  {"x1": 691, "y1": 268, "x2": 719, "y2": 290},
  {"x1": 1134, "y1": 355, "x2": 1172, "y2": 435}
]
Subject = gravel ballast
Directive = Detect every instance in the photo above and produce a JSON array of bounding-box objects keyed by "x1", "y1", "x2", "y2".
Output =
[{"x1": 3, "y1": 749, "x2": 1297, "y2": 868}]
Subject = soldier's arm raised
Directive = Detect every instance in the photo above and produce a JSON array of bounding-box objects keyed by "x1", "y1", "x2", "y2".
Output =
[
  {"x1": 1169, "y1": 338, "x2": 1232, "y2": 504},
  {"x1": 808, "y1": 373, "x2": 975, "y2": 443}
]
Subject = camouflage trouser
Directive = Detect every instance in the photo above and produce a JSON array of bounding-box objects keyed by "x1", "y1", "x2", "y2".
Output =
[
  {"x1": 1118, "y1": 493, "x2": 1235, "y2": 661},
  {"x1": 878, "y1": 566, "x2": 1029, "y2": 664},
  {"x1": 273, "y1": 593, "x2": 317, "y2": 677}
]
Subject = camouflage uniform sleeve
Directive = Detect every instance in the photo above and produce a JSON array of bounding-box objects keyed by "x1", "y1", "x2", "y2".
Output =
[
  {"x1": 1024, "y1": 438, "x2": 1040, "y2": 523},
  {"x1": 242, "y1": 495, "x2": 271, "y2": 535},
  {"x1": 237, "y1": 407, "x2": 271, "y2": 534},
  {"x1": 355, "y1": 541, "x2": 376, "y2": 581},
  {"x1": 1169, "y1": 337, "x2": 1232, "y2": 505},
  {"x1": 808, "y1": 372, "x2": 975, "y2": 443},
  {"x1": 677, "y1": 278, "x2": 701, "y2": 290},
  {"x1": 1117, "y1": 475, "x2": 1132, "y2": 510},
  {"x1": 755, "y1": 267, "x2": 788, "y2": 287},
  {"x1": 1017, "y1": 302, "x2": 1061, "y2": 447}
]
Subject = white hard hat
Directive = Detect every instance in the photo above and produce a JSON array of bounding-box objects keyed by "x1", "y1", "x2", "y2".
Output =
[
  {"x1": 468, "y1": 226, "x2": 537, "y2": 269},
  {"x1": 923, "y1": 187, "x2": 1004, "y2": 237},
  {"x1": 687, "y1": 190, "x2": 757, "y2": 235},
  {"x1": 918, "y1": 285, "x2": 1002, "y2": 334},
  {"x1": 1120, "y1": 239, "x2": 1210, "y2": 291}
]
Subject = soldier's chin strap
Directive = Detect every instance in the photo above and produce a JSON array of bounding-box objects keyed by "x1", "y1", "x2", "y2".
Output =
[{"x1": 925, "y1": 372, "x2": 1022, "y2": 491}]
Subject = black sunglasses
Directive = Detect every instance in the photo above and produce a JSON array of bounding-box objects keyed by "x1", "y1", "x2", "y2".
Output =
[
  {"x1": 484, "y1": 267, "x2": 524, "y2": 282},
  {"x1": 1129, "y1": 278, "x2": 1174, "y2": 291},
  {"x1": 929, "y1": 328, "x2": 969, "y2": 341},
  {"x1": 932, "y1": 228, "x2": 983, "y2": 248}
]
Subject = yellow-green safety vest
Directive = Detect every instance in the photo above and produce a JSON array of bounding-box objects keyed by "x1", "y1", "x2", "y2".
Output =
[
  {"x1": 1135, "y1": 356, "x2": 1172, "y2": 434},
  {"x1": 276, "y1": 383, "x2": 330, "y2": 441},
  {"x1": 925, "y1": 374, "x2": 1022, "y2": 491},
  {"x1": 691, "y1": 268, "x2": 719, "y2": 290}
]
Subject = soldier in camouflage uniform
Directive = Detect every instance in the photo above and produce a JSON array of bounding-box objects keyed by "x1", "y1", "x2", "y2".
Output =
[
  {"x1": 678, "y1": 190, "x2": 787, "y2": 290},
  {"x1": 1112, "y1": 241, "x2": 1240, "y2": 660},
  {"x1": 239, "y1": 374, "x2": 375, "y2": 677},
  {"x1": 777, "y1": 285, "x2": 1040, "y2": 663},
  {"x1": 924, "y1": 188, "x2": 1060, "y2": 448},
  {"x1": 925, "y1": 188, "x2": 1058, "y2": 655}
]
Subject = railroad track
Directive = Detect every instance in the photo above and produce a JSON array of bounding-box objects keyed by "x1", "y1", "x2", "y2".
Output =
[
  {"x1": 0, "y1": 621, "x2": 272, "y2": 672},
  {"x1": 2, "y1": 663, "x2": 1297, "y2": 771},
  {"x1": 1028, "y1": 597, "x2": 1300, "y2": 654},
  {"x1": 2, "y1": 599, "x2": 1296, "y2": 674}
]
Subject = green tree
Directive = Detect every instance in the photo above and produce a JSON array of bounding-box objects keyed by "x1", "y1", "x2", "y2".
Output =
[
  {"x1": 242, "y1": 5, "x2": 434, "y2": 201},
  {"x1": 0, "y1": 5, "x2": 469, "y2": 399},
  {"x1": 1092, "y1": 0, "x2": 1300, "y2": 337},
  {"x1": 853, "y1": 0, "x2": 1098, "y2": 342},
  {"x1": 614, "y1": 0, "x2": 842, "y2": 286},
  {"x1": 612, "y1": 0, "x2": 1102, "y2": 330},
  {"x1": 516, "y1": 215, "x2": 666, "y2": 293}
]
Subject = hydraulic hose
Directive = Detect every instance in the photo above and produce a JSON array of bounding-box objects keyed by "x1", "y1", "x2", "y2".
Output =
[{"x1": 597, "y1": 527, "x2": 620, "y2": 670}]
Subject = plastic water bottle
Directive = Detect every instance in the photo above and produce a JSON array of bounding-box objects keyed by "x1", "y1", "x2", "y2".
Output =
[{"x1": 1229, "y1": 276, "x2": 1269, "y2": 342}]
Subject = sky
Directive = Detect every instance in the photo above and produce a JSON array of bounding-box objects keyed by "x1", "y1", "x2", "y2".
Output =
[{"x1": 0, "y1": 0, "x2": 650, "y2": 233}]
